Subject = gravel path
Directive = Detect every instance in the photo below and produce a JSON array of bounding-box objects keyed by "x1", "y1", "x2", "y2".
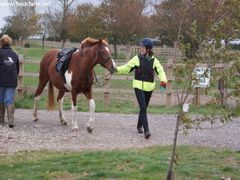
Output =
[{"x1": 0, "y1": 109, "x2": 239, "y2": 154}]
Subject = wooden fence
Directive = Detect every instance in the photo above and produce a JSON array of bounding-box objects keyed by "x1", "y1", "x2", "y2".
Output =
[{"x1": 16, "y1": 47, "x2": 229, "y2": 107}]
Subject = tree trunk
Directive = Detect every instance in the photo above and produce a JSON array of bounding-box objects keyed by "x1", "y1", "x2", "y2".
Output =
[
  {"x1": 113, "y1": 38, "x2": 118, "y2": 59},
  {"x1": 167, "y1": 113, "x2": 181, "y2": 180},
  {"x1": 41, "y1": 36, "x2": 45, "y2": 49},
  {"x1": 61, "y1": 40, "x2": 65, "y2": 48}
]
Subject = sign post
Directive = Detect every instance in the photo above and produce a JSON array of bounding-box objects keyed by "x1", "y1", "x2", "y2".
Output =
[{"x1": 192, "y1": 67, "x2": 211, "y2": 106}]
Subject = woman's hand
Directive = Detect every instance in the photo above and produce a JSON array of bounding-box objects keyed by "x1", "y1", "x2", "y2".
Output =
[{"x1": 160, "y1": 81, "x2": 167, "y2": 91}]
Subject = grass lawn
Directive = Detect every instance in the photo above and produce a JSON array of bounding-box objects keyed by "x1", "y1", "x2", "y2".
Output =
[
  {"x1": 14, "y1": 47, "x2": 51, "y2": 59},
  {"x1": 0, "y1": 146, "x2": 239, "y2": 179},
  {"x1": 15, "y1": 92, "x2": 228, "y2": 115},
  {"x1": 24, "y1": 63, "x2": 40, "y2": 73}
]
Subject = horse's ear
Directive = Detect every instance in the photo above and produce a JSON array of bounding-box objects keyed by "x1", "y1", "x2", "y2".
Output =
[
  {"x1": 98, "y1": 38, "x2": 108, "y2": 46},
  {"x1": 98, "y1": 38, "x2": 103, "y2": 46},
  {"x1": 104, "y1": 37, "x2": 108, "y2": 43}
]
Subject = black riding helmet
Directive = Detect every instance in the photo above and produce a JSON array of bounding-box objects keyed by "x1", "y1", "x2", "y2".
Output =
[{"x1": 139, "y1": 38, "x2": 153, "y2": 50}]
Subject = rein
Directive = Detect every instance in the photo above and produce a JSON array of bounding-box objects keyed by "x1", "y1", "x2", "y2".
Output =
[{"x1": 93, "y1": 71, "x2": 112, "y2": 87}]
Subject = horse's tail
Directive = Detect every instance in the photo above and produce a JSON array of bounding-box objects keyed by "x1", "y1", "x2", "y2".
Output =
[{"x1": 48, "y1": 80, "x2": 55, "y2": 111}]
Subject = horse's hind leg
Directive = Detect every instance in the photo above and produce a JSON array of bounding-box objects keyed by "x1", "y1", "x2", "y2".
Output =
[
  {"x1": 57, "y1": 91, "x2": 67, "y2": 125},
  {"x1": 33, "y1": 75, "x2": 49, "y2": 121},
  {"x1": 84, "y1": 91, "x2": 95, "y2": 133},
  {"x1": 33, "y1": 96, "x2": 40, "y2": 121}
]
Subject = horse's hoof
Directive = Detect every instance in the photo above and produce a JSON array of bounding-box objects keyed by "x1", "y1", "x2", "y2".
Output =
[
  {"x1": 61, "y1": 121, "x2": 68, "y2": 126},
  {"x1": 72, "y1": 128, "x2": 79, "y2": 132},
  {"x1": 87, "y1": 127, "x2": 93, "y2": 133},
  {"x1": 33, "y1": 118, "x2": 39, "y2": 122}
]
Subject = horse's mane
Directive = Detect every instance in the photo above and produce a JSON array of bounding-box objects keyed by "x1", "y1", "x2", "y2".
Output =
[{"x1": 80, "y1": 37, "x2": 108, "y2": 49}]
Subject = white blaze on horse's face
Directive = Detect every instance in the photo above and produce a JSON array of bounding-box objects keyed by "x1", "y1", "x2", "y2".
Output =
[
  {"x1": 104, "y1": 46, "x2": 116, "y2": 70},
  {"x1": 104, "y1": 46, "x2": 110, "y2": 53},
  {"x1": 64, "y1": 71, "x2": 72, "y2": 91},
  {"x1": 112, "y1": 58, "x2": 116, "y2": 69}
]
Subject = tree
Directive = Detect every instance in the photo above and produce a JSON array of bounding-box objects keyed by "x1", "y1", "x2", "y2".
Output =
[
  {"x1": 37, "y1": 14, "x2": 51, "y2": 49},
  {"x1": 1, "y1": 16, "x2": 19, "y2": 40},
  {"x1": 3, "y1": 0, "x2": 38, "y2": 44},
  {"x1": 152, "y1": 0, "x2": 239, "y2": 57},
  {"x1": 69, "y1": 3, "x2": 106, "y2": 42},
  {"x1": 99, "y1": 0, "x2": 152, "y2": 58},
  {"x1": 162, "y1": 0, "x2": 240, "y2": 179},
  {"x1": 46, "y1": 0, "x2": 76, "y2": 48},
  {"x1": 152, "y1": 0, "x2": 187, "y2": 46}
]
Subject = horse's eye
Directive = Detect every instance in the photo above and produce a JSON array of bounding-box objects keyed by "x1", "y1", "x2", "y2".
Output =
[{"x1": 101, "y1": 51, "x2": 107, "y2": 57}]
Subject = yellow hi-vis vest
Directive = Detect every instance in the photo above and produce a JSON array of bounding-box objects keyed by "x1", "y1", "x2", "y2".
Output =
[{"x1": 116, "y1": 55, "x2": 167, "y2": 91}]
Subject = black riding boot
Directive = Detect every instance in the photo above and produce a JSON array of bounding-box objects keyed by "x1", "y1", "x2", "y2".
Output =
[
  {"x1": 137, "y1": 118, "x2": 143, "y2": 133},
  {"x1": 140, "y1": 115, "x2": 151, "y2": 139},
  {"x1": 0, "y1": 103, "x2": 5, "y2": 125},
  {"x1": 6, "y1": 104, "x2": 14, "y2": 128}
]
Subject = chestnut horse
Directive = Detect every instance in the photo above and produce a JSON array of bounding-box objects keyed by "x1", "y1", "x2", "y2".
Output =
[{"x1": 33, "y1": 38, "x2": 116, "y2": 132}]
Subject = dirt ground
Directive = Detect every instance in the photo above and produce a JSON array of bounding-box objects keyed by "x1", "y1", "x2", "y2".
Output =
[{"x1": 0, "y1": 109, "x2": 239, "y2": 154}]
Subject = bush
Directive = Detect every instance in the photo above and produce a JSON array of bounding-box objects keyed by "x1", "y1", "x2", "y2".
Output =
[
  {"x1": 24, "y1": 43, "x2": 30, "y2": 48},
  {"x1": 229, "y1": 44, "x2": 240, "y2": 50}
]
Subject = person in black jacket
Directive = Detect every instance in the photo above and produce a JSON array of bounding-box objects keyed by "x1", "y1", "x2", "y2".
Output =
[{"x1": 0, "y1": 34, "x2": 19, "y2": 128}]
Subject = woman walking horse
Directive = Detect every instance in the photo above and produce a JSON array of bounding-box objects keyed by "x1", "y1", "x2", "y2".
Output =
[{"x1": 33, "y1": 38, "x2": 116, "y2": 132}]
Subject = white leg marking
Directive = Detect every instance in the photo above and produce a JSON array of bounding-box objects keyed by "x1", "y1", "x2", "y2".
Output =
[
  {"x1": 87, "y1": 99, "x2": 95, "y2": 130},
  {"x1": 71, "y1": 102, "x2": 78, "y2": 130}
]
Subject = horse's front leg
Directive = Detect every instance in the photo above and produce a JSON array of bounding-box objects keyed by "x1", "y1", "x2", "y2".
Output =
[
  {"x1": 84, "y1": 91, "x2": 95, "y2": 133},
  {"x1": 87, "y1": 99, "x2": 95, "y2": 133},
  {"x1": 71, "y1": 92, "x2": 78, "y2": 131}
]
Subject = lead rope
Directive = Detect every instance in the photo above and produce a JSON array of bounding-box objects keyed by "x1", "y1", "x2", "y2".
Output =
[{"x1": 93, "y1": 70, "x2": 112, "y2": 87}]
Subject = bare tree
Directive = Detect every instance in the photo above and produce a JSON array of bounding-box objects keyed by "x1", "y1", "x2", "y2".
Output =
[
  {"x1": 38, "y1": 14, "x2": 51, "y2": 49},
  {"x1": 7, "y1": 0, "x2": 38, "y2": 44},
  {"x1": 46, "y1": 0, "x2": 76, "y2": 48}
]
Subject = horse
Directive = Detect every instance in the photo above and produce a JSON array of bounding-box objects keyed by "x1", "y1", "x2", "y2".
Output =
[{"x1": 33, "y1": 38, "x2": 116, "y2": 132}]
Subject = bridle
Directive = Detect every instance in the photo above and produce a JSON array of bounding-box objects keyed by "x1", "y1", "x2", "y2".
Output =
[
  {"x1": 97, "y1": 45, "x2": 112, "y2": 65},
  {"x1": 92, "y1": 45, "x2": 113, "y2": 87}
]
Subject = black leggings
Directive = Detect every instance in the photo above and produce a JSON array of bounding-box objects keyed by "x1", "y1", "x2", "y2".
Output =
[{"x1": 134, "y1": 88, "x2": 152, "y2": 132}]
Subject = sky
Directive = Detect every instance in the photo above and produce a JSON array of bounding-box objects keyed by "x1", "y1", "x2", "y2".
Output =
[
  {"x1": 0, "y1": 0, "x2": 54, "y2": 29},
  {"x1": 0, "y1": 0, "x2": 100, "y2": 29},
  {"x1": 0, "y1": 0, "x2": 13, "y2": 29}
]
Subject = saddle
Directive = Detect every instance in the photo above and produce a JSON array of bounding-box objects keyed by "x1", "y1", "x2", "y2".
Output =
[{"x1": 56, "y1": 47, "x2": 77, "y2": 82}]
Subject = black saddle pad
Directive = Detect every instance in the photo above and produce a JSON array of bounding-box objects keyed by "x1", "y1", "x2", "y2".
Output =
[{"x1": 56, "y1": 47, "x2": 77, "y2": 75}]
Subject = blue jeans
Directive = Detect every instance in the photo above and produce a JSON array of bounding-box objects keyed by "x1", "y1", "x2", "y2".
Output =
[{"x1": 0, "y1": 87, "x2": 16, "y2": 105}]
